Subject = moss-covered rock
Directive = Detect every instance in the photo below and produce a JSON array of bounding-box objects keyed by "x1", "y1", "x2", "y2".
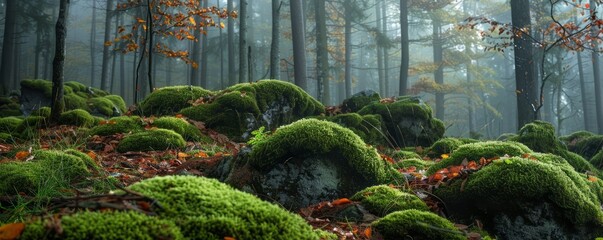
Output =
[
  {"x1": 88, "y1": 97, "x2": 120, "y2": 117},
  {"x1": 357, "y1": 96, "x2": 444, "y2": 147},
  {"x1": 0, "y1": 96, "x2": 21, "y2": 117},
  {"x1": 372, "y1": 209, "x2": 465, "y2": 240},
  {"x1": 104, "y1": 95, "x2": 127, "y2": 114},
  {"x1": 59, "y1": 109, "x2": 95, "y2": 127},
  {"x1": 0, "y1": 116, "x2": 23, "y2": 133},
  {"x1": 393, "y1": 158, "x2": 432, "y2": 170},
  {"x1": 391, "y1": 150, "x2": 421, "y2": 160},
  {"x1": 30, "y1": 106, "x2": 51, "y2": 118},
  {"x1": 139, "y1": 85, "x2": 212, "y2": 116},
  {"x1": 433, "y1": 154, "x2": 603, "y2": 239},
  {"x1": 128, "y1": 175, "x2": 322, "y2": 240},
  {"x1": 496, "y1": 132, "x2": 518, "y2": 141},
  {"x1": 341, "y1": 90, "x2": 380, "y2": 113},
  {"x1": 152, "y1": 116, "x2": 208, "y2": 142},
  {"x1": 20, "y1": 211, "x2": 184, "y2": 240},
  {"x1": 573, "y1": 135, "x2": 603, "y2": 160},
  {"x1": 89, "y1": 116, "x2": 144, "y2": 136},
  {"x1": 316, "y1": 113, "x2": 385, "y2": 145},
  {"x1": 64, "y1": 93, "x2": 89, "y2": 111},
  {"x1": 560, "y1": 130, "x2": 595, "y2": 146},
  {"x1": 350, "y1": 185, "x2": 428, "y2": 217},
  {"x1": 181, "y1": 80, "x2": 324, "y2": 140},
  {"x1": 426, "y1": 137, "x2": 464, "y2": 158},
  {"x1": 117, "y1": 129, "x2": 186, "y2": 152},
  {"x1": 427, "y1": 141, "x2": 532, "y2": 175}
]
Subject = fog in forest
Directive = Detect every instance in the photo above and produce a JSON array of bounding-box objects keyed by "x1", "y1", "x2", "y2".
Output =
[{"x1": 1, "y1": 0, "x2": 603, "y2": 138}]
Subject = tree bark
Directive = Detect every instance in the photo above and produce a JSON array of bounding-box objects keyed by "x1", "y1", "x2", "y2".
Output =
[
  {"x1": 190, "y1": 2, "x2": 202, "y2": 86},
  {"x1": 315, "y1": 0, "x2": 329, "y2": 103},
  {"x1": 590, "y1": 1, "x2": 603, "y2": 133},
  {"x1": 90, "y1": 0, "x2": 97, "y2": 87},
  {"x1": 399, "y1": 0, "x2": 409, "y2": 96},
  {"x1": 100, "y1": 0, "x2": 114, "y2": 91},
  {"x1": 381, "y1": 2, "x2": 389, "y2": 96},
  {"x1": 239, "y1": 0, "x2": 248, "y2": 83},
  {"x1": 0, "y1": 0, "x2": 17, "y2": 95},
  {"x1": 270, "y1": 0, "x2": 281, "y2": 80},
  {"x1": 227, "y1": 0, "x2": 236, "y2": 85},
  {"x1": 290, "y1": 0, "x2": 307, "y2": 90},
  {"x1": 50, "y1": 0, "x2": 70, "y2": 123},
  {"x1": 432, "y1": 14, "x2": 444, "y2": 120},
  {"x1": 577, "y1": 52, "x2": 591, "y2": 131},
  {"x1": 511, "y1": 0, "x2": 537, "y2": 129},
  {"x1": 344, "y1": 1, "x2": 352, "y2": 98},
  {"x1": 376, "y1": 0, "x2": 384, "y2": 96},
  {"x1": 200, "y1": 0, "x2": 209, "y2": 88}
]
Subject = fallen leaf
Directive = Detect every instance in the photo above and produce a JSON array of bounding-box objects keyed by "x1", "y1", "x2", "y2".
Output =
[
  {"x1": 0, "y1": 222, "x2": 25, "y2": 240},
  {"x1": 87, "y1": 151, "x2": 97, "y2": 160},
  {"x1": 15, "y1": 151, "x2": 29, "y2": 160},
  {"x1": 224, "y1": 237, "x2": 236, "y2": 240},
  {"x1": 588, "y1": 175, "x2": 598, "y2": 182},
  {"x1": 364, "y1": 227, "x2": 372, "y2": 238},
  {"x1": 441, "y1": 153, "x2": 449, "y2": 159},
  {"x1": 331, "y1": 198, "x2": 352, "y2": 206}
]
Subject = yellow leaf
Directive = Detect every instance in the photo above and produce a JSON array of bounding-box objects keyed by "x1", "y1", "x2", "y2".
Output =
[
  {"x1": 136, "y1": 17, "x2": 145, "y2": 23},
  {"x1": 441, "y1": 153, "x2": 450, "y2": 159},
  {"x1": 104, "y1": 41, "x2": 112, "y2": 46},
  {"x1": 177, "y1": 152, "x2": 190, "y2": 159},
  {"x1": 189, "y1": 16, "x2": 196, "y2": 26},
  {"x1": 220, "y1": 22, "x2": 225, "y2": 28}
]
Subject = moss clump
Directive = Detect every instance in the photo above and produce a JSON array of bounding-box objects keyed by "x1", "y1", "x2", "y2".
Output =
[
  {"x1": 20, "y1": 211, "x2": 184, "y2": 240},
  {"x1": 393, "y1": 158, "x2": 432, "y2": 170},
  {"x1": 341, "y1": 90, "x2": 380, "y2": 113},
  {"x1": 496, "y1": 133, "x2": 518, "y2": 141},
  {"x1": 88, "y1": 97, "x2": 120, "y2": 117},
  {"x1": 316, "y1": 113, "x2": 385, "y2": 145},
  {"x1": 89, "y1": 116, "x2": 144, "y2": 136},
  {"x1": 249, "y1": 119, "x2": 402, "y2": 183},
  {"x1": 64, "y1": 93, "x2": 89, "y2": 111},
  {"x1": 128, "y1": 175, "x2": 322, "y2": 240},
  {"x1": 357, "y1": 96, "x2": 444, "y2": 147},
  {"x1": 64, "y1": 81, "x2": 87, "y2": 92},
  {"x1": 0, "y1": 96, "x2": 21, "y2": 117},
  {"x1": 591, "y1": 151, "x2": 603, "y2": 170},
  {"x1": 561, "y1": 130, "x2": 595, "y2": 146},
  {"x1": 59, "y1": 109, "x2": 95, "y2": 127},
  {"x1": 391, "y1": 150, "x2": 421, "y2": 160},
  {"x1": 372, "y1": 209, "x2": 465, "y2": 240},
  {"x1": 152, "y1": 116, "x2": 208, "y2": 142},
  {"x1": 426, "y1": 137, "x2": 464, "y2": 158},
  {"x1": 573, "y1": 135, "x2": 603, "y2": 160},
  {"x1": 351, "y1": 185, "x2": 428, "y2": 216},
  {"x1": 21, "y1": 79, "x2": 73, "y2": 98},
  {"x1": 427, "y1": 141, "x2": 532, "y2": 175},
  {"x1": 433, "y1": 154, "x2": 603, "y2": 231},
  {"x1": 0, "y1": 150, "x2": 91, "y2": 196},
  {"x1": 0, "y1": 116, "x2": 23, "y2": 133},
  {"x1": 30, "y1": 106, "x2": 51, "y2": 118},
  {"x1": 117, "y1": 129, "x2": 186, "y2": 152},
  {"x1": 139, "y1": 86, "x2": 212, "y2": 116},
  {"x1": 104, "y1": 95, "x2": 127, "y2": 113}
]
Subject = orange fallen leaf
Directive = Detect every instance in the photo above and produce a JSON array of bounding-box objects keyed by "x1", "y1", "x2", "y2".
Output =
[
  {"x1": 15, "y1": 151, "x2": 29, "y2": 160},
  {"x1": 364, "y1": 227, "x2": 372, "y2": 238},
  {"x1": 194, "y1": 151, "x2": 208, "y2": 158},
  {"x1": 175, "y1": 114, "x2": 184, "y2": 118},
  {"x1": 588, "y1": 176, "x2": 598, "y2": 182},
  {"x1": 331, "y1": 198, "x2": 351, "y2": 206},
  {"x1": 177, "y1": 152, "x2": 190, "y2": 159},
  {"x1": 87, "y1": 151, "x2": 97, "y2": 160},
  {"x1": 441, "y1": 153, "x2": 449, "y2": 159},
  {"x1": 224, "y1": 237, "x2": 236, "y2": 240},
  {"x1": 0, "y1": 222, "x2": 25, "y2": 240}
]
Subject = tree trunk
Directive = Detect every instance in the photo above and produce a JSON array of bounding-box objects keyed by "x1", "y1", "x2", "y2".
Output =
[
  {"x1": 432, "y1": 14, "x2": 444, "y2": 120},
  {"x1": 376, "y1": 0, "x2": 384, "y2": 96},
  {"x1": 381, "y1": 2, "x2": 389, "y2": 97},
  {"x1": 218, "y1": 0, "x2": 225, "y2": 88},
  {"x1": 590, "y1": 1, "x2": 603, "y2": 133},
  {"x1": 190, "y1": 6, "x2": 201, "y2": 86},
  {"x1": 100, "y1": 0, "x2": 114, "y2": 91},
  {"x1": 50, "y1": 0, "x2": 70, "y2": 123},
  {"x1": 290, "y1": 0, "x2": 307, "y2": 90},
  {"x1": 0, "y1": 0, "x2": 17, "y2": 95},
  {"x1": 90, "y1": 0, "x2": 97, "y2": 87},
  {"x1": 239, "y1": 0, "x2": 248, "y2": 83},
  {"x1": 146, "y1": 0, "x2": 154, "y2": 93},
  {"x1": 511, "y1": 0, "x2": 537, "y2": 129},
  {"x1": 270, "y1": 0, "x2": 281, "y2": 80},
  {"x1": 344, "y1": 1, "x2": 352, "y2": 98},
  {"x1": 577, "y1": 52, "x2": 591, "y2": 131},
  {"x1": 200, "y1": 0, "x2": 209, "y2": 88},
  {"x1": 315, "y1": 0, "x2": 329, "y2": 103},
  {"x1": 399, "y1": 0, "x2": 409, "y2": 96},
  {"x1": 227, "y1": 0, "x2": 236, "y2": 85}
]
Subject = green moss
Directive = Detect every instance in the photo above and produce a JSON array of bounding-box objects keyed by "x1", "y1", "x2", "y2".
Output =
[
  {"x1": 21, "y1": 79, "x2": 73, "y2": 98},
  {"x1": 0, "y1": 116, "x2": 23, "y2": 133},
  {"x1": 64, "y1": 81, "x2": 87, "y2": 92},
  {"x1": 250, "y1": 119, "x2": 402, "y2": 183},
  {"x1": 0, "y1": 97, "x2": 21, "y2": 117},
  {"x1": 30, "y1": 107, "x2": 51, "y2": 118},
  {"x1": 104, "y1": 95, "x2": 127, "y2": 114},
  {"x1": 128, "y1": 175, "x2": 321, "y2": 240},
  {"x1": 64, "y1": 93, "x2": 89, "y2": 111},
  {"x1": 88, "y1": 97, "x2": 119, "y2": 117},
  {"x1": 152, "y1": 116, "x2": 208, "y2": 142},
  {"x1": 426, "y1": 137, "x2": 464, "y2": 158},
  {"x1": 317, "y1": 113, "x2": 385, "y2": 145},
  {"x1": 0, "y1": 132, "x2": 13, "y2": 143},
  {"x1": 59, "y1": 109, "x2": 95, "y2": 127},
  {"x1": 372, "y1": 209, "x2": 465, "y2": 240},
  {"x1": 427, "y1": 141, "x2": 532, "y2": 175},
  {"x1": 357, "y1": 96, "x2": 444, "y2": 147},
  {"x1": 560, "y1": 130, "x2": 595, "y2": 145},
  {"x1": 341, "y1": 90, "x2": 380, "y2": 113},
  {"x1": 20, "y1": 211, "x2": 184, "y2": 240},
  {"x1": 393, "y1": 158, "x2": 433, "y2": 170},
  {"x1": 89, "y1": 116, "x2": 144, "y2": 136},
  {"x1": 350, "y1": 185, "x2": 429, "y2": 216},
  {"x1": 391, "y1": 150, "x2": 421, "y2": 160},
  {"x1": 573, "y1": 135, "x2": 603, "y2": 160},
  {"x1": 139, "y1": 86, "x2": 213, "y2": 116},
  {"x1": 62, "y1": 149, "x2": 99, "y2": 171},
  {"x1": 117, "y1": 129, "x2": 186, "y2": 152},
  {"x1": 433, "y1": 155, "x2": 603, "y2": 228},
  {"x1": 495, "y1": 133, "x2": 518, "y2": 141}
]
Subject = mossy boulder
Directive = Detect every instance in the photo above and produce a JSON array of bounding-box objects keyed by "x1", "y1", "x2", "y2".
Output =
[
  {"x1": 426, "y1": 137, "x2": 464, "y2": 158},
  {"x1": 117, "y1": 129, "x2": 186, "y2": 152},
  {"x1": 357, "y1": 96, "x2": 444, "y2": 147},
  {"x1": 341, "y1": 90, "x2": 380, "y2": 113},
  {"x1": 393, "y1": 158, "x2": 432, "y2": 170},
  {"x1": 496, "y1": 132, "x2": 518, "y2": 141},
  {"x1": 350, "y1": 185, "x2": 429, "y2": 217},
  {"x1": 20, "y1": 211, "x2": 184, "y2": 240},
  {"x1": 128, "y1": 175, "x2": 322, "y2": 240},
  {"x1": 30, "y1": 106, "x2": 51, "y2": 118},
  {"x1": 316, "y1": 113, "x2": 385, "y2": 145},
  {"x1": 88, "y1": 97, "x2": 121, "y2": 117},
  {"x1": 228, "y1": 119, "x2": 402, "y2": 209},
  {"x1": 180, "y1": 80, "x2": 324, "y2": 140},
  {"x1": 152, "y1": 116, "x2": 209, "y2": 142},
  {"x1": 89, "y1": 116, "x2": 144, "y2": 136},
  {"x1": 15, "y1": 116, "x2": 47, "y2": 139},
  {"x1": 433, "y1": 154, "x2": 603, "y2": 239},
  {"x1": 572, "y1": 135, "x2": 603, "y2": 160},
  {"x1": 59, "y1": 109, "x2": 95, "y2": 127},
  {"x1": 139, "y1": 85, "x2": 212, "y2": 116},
  {"x1": 560, "y1": 130, "x2": 595, "y2": 147},
  {"x1": 0, "y1": 116, "x2": 23, "y2": 133},
  {"x1": 0, "y1": 96, "x2": 21, "y2": 117},
  {"x1": 372, "y1": 209, "x2": 465, "y2": 240},
  {"x1": 427, "y1": 141, "x2": 532, "y2": 175},
  {"x1": 391, "y1": 150, "x2": 421, "y2": 160},
  {"x1": 0, "y1": 149, "x2": 91, "y2": 196}
]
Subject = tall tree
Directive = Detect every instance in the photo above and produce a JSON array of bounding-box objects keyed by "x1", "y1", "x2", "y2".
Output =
[
  {"x1": 50, "y1": 0, "x2": 70, "y2": 123},
  {"x1": 190, "y1": 1, "x2": 202, "y2": 86},
  {"x1": 376, "y1": 0, "x2": 385, "y2": 96},
  {"x1": 227, "y1": 0, "x2": 236, "y2": 85},
  {"x1": 100, "y1": 0, "x2": 115, "y2": 91},
  {"x1": 399, "y1": 0, "x2": 409, "y2": 96},
  {"x1": 590, "y1": 1, "x2": 603, "y2": 133},
  {"x1": 0, "y1": 0, "x2": 17, "y2": 95},
  {"x1": 239, "y1": 0, "x2": 248, "y2": 83},
  {"x1": 90, "y1": 0, "x2": 97, "y2": 87},
  {"x1": 344, "y1": 1, "x2": 353, "y2": 98},
  {"x1": 270, "y1": 0, "x2": 281, "y2": 80},
  {"x1": 290, "y1": 0, "x2": 307, "y2": 90},
  {"x1": 315, "y1": 0, "x2": 329, "y2": 103},
  {"x1": 200, "y1": 0, "x2": 209, "y2": 87},
  {"x1": 510, "y1": 0, "x2": 537, "y2": 128},
  {"x1": 432, "y1": 12, "x2": 444, "y2": 120}
]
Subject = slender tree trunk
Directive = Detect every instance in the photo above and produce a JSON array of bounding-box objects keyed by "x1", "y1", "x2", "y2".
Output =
[
  {"x1": 344, "y1": 1, "x2": 352, "y2": 98},
  {"x1": 315, "y1": 0, "x2": 329, "y2": 103},
  {"x1": 119, "y1": 14, "x2": 126, "y2": 100},
  {"x1": 432, "y1": 15, "x2": 444, "y2": 120},
  {"x1": 0, "y1": 0, "x2": 17, "y2": 95},
  {"x1": 290, "y1": 0, "x2": 307, "y2": 90},
  {"x1": 100, "y1": 0, "x2": 114, "y2": 91},
  {"x1": 511, "y1": 0, "x2": 537, "y2": 129},
  {"x1": 190, "y1": 0, "x2": 202, "y2": 86},
  {"x1": 35, "y1": 29, "x2": 41, "y2": 79},
  {"x1": 146, "y1": 0, "x2": 154, "y2": 93},
  {"x1": 382, "y1": 2, "x2": 389, "y2": 97},
  {"x1": 90, "y1": 0, "x2": 97, "y2": 87},
  {"x1": 270, "y1": 0, "x2": 281, "y2": 80},
  {"x1": 590, "y1": 1, "x2": 603, "y2": 133},
  {"x1": 399, "y1": 0, "x2": 409, "y2": 96},
  {"x1": 239, "y1": 0, "x2": 248, "y2": 83},
  {"x1": 376, "y1": 0, "x2": 384, "y2": 96},
  {"x1": 218, "y1": 0, "x2": 224, "y2": 88},
  {"x1": 50, "y1": 0, "x2": 70, "y2": 123},
  {"x1": 577, "y1": 52, "x2": 591, "y2": 131},
  {"x1": 200, "y1": 0, "x2": 209, "y2": 88},
  {"x1": 227, "y1": 0, "x2": 236, "y2": 85}
]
